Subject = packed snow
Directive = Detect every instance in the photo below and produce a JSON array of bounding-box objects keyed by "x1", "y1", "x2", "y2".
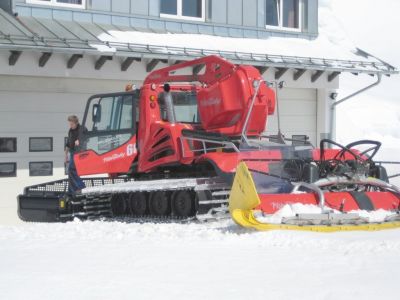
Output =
[
  {"x1": 1, "y1": 219, "x2": 400, "y2": 300},
  {"x1": 1, "y1": 1, "x2": 400, "y2": 299},
  {"x1": 254, "y1": 203, "x2": 398, "y2": 224}
]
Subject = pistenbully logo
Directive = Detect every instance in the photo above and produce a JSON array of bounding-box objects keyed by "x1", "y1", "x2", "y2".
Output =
[{"x1": 200, "y1": 98, "x2": 221, "y2": 107}]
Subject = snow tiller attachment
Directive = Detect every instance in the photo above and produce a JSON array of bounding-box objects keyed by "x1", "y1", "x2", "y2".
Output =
[{"x1": 229, "y1": 139, "x2": 400, "y2": 232}]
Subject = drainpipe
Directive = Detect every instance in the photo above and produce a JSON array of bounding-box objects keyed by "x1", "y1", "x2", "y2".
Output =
[{"x1": 329, "y1": 73, "x2": 382, "y2": 141}]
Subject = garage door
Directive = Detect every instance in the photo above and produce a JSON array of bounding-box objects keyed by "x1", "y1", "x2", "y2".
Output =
[
  {"x1": 0, "y1": 75, "x2": 135, "y2": 224},
  {"x1": 264, "y1": 88, "x2": 317, "y2": 146}
]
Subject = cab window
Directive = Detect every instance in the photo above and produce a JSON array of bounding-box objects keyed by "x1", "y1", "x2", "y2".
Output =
[{"x1": 158, "y1": 91, "x2": 201, "y2": 123}]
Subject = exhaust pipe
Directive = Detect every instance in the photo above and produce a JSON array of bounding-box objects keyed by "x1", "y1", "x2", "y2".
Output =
[{"x1": 163, "y1": 83, "x2": 176, "y2": 124}]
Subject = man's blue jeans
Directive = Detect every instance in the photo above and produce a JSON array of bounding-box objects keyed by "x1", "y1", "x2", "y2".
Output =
[{"x1": 68, "y1": 151, "x2": 86, "y2": 194}]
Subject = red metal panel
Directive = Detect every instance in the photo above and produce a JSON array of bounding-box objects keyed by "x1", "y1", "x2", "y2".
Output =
[
  {"x1": 258, "y1": 192, "x2": 400, "y2": 214},
  {"x1": 75, "y1": 136, "x2": 137, "y2": 176}
]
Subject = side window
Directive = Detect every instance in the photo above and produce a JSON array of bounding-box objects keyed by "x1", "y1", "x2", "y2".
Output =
[
  {"x1": 119, "y1": 97, "x2": 134, "y2": 130},
  {"x1": 90, "y1": 96, "x2": 134, "y2": 132},
  {"x1": 158, "y1": 91, "x2": 200, "y2": 124},
  {"x1": 93, "y1": 97, "x2": 113, "y2": 131},
  {"x1": 83, "y1": 93, "x2": 138, "y2": 155}
]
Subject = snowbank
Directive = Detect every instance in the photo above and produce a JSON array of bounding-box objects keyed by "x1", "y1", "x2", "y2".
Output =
[
  {"x1": 255, "y1": 203, "x2": 398, "y2": 224},
  {"x1": 1, "y1": 220, "x2": 400, "y2": 300}
]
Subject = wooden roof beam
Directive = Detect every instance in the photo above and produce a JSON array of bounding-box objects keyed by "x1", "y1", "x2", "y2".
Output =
[
  {"x1": 67, "y1": 54, "x2": 83, "y2": 69},
  {"x1": 311, "y1": 70, "x2": 324, "y2": 83},
  {"x1": 255, "y1": 66, "x2": 269, "y2": 75},
  {"x1": 9, "y1": 50, "x2": 22, "y2": 66},
  {"x1": 146, "y1": 59, "x2": 160, "y2": 72},
  {"x1": 193, "y1": 64, "x2": 205, "y2": 75},
  {"x1": 121, "y1": 57, "x2": 140, "y2": 71},
  {"x1": 275, "y1": 68, "x2": 288, "y2": 80},
  {"x1": 293, "y1": 69, "x2": 307, "y2": 81},
  {"x1": 95, "y1": 55, "x2": 112, "y2": 70},
  {"x1": 328, "y1": 71, "x2": 341, "y2": 82},
  {"x1": 39, "y1": 52, "x2": 52, "y2": 67},
  {"x1": 172, "y1": 60, "x2": 184, "y2": 65}
]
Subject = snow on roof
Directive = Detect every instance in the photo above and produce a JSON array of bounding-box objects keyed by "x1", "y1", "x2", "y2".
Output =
[
  {"x1": 92, "y1": 1, "x2": 356, "y2": 63},
  {"x1": 0, "y1": 5, "x2": 396, "y2": 75}
]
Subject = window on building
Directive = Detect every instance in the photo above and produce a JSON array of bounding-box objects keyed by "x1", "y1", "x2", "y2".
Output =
[
  {"x1": 29, "y1": 161, "x2": 53, "y2": 177},
  {"x1": 266, "y1": 0, "x2": 301, "y2": 31},
  {"x1": 0, "y1": 138, "x2": 17, "y2": 153},
  {"x1": 0, "y1": 163, "x2": 17, "y2": 177},
  {"x1": 29, "y1": 137, "x2": 53, "y2": 152},
  {"x1": 161, "y1": 0, "x2": 205, "y2": 21},
  {"x1": 27, "y1": 0, "x2": 85, "y2": 9}
]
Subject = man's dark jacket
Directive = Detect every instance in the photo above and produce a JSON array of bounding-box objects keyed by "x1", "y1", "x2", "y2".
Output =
[{"x1": 67, "y1": 124, "x2": 86, "y2": 153}]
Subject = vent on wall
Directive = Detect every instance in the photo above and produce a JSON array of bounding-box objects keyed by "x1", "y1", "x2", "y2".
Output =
[
  {"x1": 0, "y1": 138, "x2": 17, "y2": 153},
  {"x1": 29, "y1": 161, "x2": 53, "y2": 177},
  {"x1": 0, "y1": 162, "x2": 16, "y2": 177},
  {"x1": 29, "y1": 137, "x2": 53, "y2": 152}
]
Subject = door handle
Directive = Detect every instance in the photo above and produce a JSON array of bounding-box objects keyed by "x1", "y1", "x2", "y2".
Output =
[{"x1": 78, "y1": 152, "x2": 89, "y2": 159}]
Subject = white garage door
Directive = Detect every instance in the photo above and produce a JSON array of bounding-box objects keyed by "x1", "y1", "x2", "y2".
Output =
[
  {"x1": 264, "y1": 88, "x2": 317, "y2": 146},
  {"x1": 0, "y1": 75, "x2": 136, "y2": 224}
]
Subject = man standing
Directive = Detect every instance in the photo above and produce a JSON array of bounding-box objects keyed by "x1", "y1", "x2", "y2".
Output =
[{"x1": 65, "y1": 115, "x2": 86, "y2": 194}]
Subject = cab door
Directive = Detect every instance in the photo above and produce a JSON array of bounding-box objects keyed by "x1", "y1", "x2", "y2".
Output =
[{"x1": 75, "y1": 91, "x2": 139, "y2": 176}]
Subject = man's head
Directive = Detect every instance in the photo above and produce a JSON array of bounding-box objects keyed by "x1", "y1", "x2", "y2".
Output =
[{"x1": 68, "y1": 115, "x2": 79, "y2": 129}]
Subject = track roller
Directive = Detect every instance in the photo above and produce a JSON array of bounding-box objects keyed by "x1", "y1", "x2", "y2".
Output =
[
  {"x1": 172, "y1": 190, "x2": 195, "y2": 217},
  {"x1": 129, "y1": 192, "x2": 148, "y2": 216},
  {"x1": 111, "y1": 194, "x2": 129, "y2": 216},
  {"x1": 149, "y1": 191, "x2": 171, "y2": 216}
]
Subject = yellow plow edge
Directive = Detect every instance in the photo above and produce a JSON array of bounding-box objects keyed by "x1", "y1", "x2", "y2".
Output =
[{"x1": 228, "y1": 162, "x2": 400, "y2": 232}]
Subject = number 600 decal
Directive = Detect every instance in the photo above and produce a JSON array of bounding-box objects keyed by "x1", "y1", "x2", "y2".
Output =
[{"x1": 126, "y1": 144, "x2": 136, "y2": 156}]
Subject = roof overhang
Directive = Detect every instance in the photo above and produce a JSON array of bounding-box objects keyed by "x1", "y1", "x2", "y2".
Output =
[{"x1": 0, "y1": 8, "x2": 397, "y2": 77}]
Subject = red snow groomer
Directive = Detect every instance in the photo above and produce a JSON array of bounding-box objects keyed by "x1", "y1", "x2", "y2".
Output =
[{"x1": 18, "y1": 55, "x2": 400, "y2": 231}]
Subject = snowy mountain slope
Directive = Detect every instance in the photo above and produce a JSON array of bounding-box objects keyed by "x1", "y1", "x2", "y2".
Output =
[{"x1": 1, "y1": 220, "x2": 400, "y2": 300}]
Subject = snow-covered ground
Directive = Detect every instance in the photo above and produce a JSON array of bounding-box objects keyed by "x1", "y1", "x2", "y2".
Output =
[
  {"x1": 1, "y1": 1, "x2": 400, "y2": 299},
  {"x1": 1, "y1": 219, "x2": 400, "y2": 300}
]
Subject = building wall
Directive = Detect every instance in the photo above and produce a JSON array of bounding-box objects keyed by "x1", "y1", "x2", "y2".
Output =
[{"x1": 13, "y1": 0, "x2": 318, "y2": 39}]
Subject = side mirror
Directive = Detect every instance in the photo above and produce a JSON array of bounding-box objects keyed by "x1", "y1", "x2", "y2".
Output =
[{"x1": 92, "y1": 104, "x2": 101, "y2": 123}]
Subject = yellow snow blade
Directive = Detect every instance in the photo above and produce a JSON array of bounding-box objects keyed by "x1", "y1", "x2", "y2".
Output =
[
  {"x1": 228, "y1": 161, "x2": 261, "y2": 214},
  {"x1": 229, "y1": 162, "x2": 400, "y2": 232}
]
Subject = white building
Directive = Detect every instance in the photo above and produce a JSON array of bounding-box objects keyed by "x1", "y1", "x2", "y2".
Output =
[{"x1": 0, "y1": 0, "x2": 396, "y2": 223}]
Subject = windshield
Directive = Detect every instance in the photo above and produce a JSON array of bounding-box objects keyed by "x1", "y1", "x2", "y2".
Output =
[
  {"x1": 240, "y1": 138, "x2": 314, "y2": 160},
  {"x1": 158, "y1": 91, "x2": 200, "y2": 123},
  {"x1": 82, "y1": 91, "x2": 139, "y2": 155}
]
